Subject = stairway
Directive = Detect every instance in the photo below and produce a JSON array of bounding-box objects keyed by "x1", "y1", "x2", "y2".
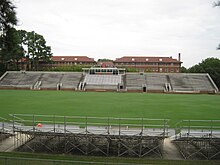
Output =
[{"x1": 162, "y1": 138, "x2": 183, "y2": 160}]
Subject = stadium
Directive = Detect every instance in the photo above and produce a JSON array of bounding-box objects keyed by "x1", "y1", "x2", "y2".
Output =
[
  {"x1": 0, "y1": 66, "x2": 220, "y2": 165},
  {"x1": 0, "y1": 66, "x2": 218, "y2": 93}
]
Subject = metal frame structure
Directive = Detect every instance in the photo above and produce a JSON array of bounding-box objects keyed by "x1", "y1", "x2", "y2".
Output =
[
  {"x1": 10, "y1": 114, "x2": 169, "y2": 158},
  {"x1": 173, "y1": 120, "x2": 220, "y2": 160},
  {"x1": 0, "y1": 117, "x2": 13, "y2": 143}
]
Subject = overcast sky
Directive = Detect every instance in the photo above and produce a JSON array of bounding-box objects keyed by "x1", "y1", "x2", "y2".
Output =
[{"x1": 15, "y1": 0, "x2": 220, "y2": 67}]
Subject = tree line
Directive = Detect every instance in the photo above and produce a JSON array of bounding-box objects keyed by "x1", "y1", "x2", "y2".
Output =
[
  {"x1": 0, "y1": 0, "x2": 52, "y2": 73},
  {"x1": 181, "y1": 58, "x2": 220, "y2": 89}
]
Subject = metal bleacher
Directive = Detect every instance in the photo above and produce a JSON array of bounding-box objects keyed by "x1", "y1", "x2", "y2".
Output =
[
  {"x1": 83, "y1": 74, "x2": 122, "y2": 90},
  {"x1": 84, "y1": 75, "x2": 121, "y2": 85}
]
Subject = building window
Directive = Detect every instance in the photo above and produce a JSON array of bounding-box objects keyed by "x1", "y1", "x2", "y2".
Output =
[{"x1": 159, "y1": 68, "x2": 163, "y2": 72}]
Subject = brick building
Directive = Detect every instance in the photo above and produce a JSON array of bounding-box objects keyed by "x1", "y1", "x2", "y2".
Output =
[
  {"x1": 50, "y1": 54, "x2": 182, "y2": 73},
  {"x1": 113, "y1": 55, "x2": 182, "y2": 73},
  {"x1": 51, "y1": 56, "x2": 96, "y2": 66}
]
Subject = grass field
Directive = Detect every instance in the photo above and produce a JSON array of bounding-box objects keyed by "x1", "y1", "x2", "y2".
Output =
[
  {"x1": 0, "y1": 152, "x2": 220, "y2": 165},
  {"x1": 0, "y1": 90, "x2": 220, "y2": 127},
  {"x1": 1, "y1": 90, "x2": 220, "y2": 164}
]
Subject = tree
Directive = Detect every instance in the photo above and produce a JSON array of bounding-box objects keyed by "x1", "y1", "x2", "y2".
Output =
[
  {"x1": 188, "y1": 58, "x2": 220, "y2": 89},
  {"x1": 1, "y1": 28, "x2": 24, "y2": 70},
  {"x1": 18, "y1": 30, "x2": 52, "y2": 70},
  {"x1": 0, "y1": 1, "x2": 52, "y2": 72},
  {"x1": 0, "y1": 0, "x2": 17, "y2": 32},
  {"x1": 0, "y1": 0, "x2": 18, "y2": 72},
  {"x1": 180, "y1": 66, "x2": 188, "y2": 73},
  {"x1": 214, "y1": 1, "x2": 220, "y2": 7}
]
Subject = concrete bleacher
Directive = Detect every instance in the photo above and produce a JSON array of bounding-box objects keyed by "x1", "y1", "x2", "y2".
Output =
[
  {"x1": 126, "y1": 73, "x2": 145, "y2": 91},
  {"x1": 169, "y1": 74, "x2": 194, "y2": 92},
  {"x1": 125, "y1": 73, "x2": 218, "y2": 93},
  {"x1": 0, "y1": 71, "x2": 83, "y2": 90},
  {"x1": 0, "y1": 71, "x2": 41, "y2": 89},
  {"x1": 145, "y1": 74, "x2": 168, "y2": 91},
  {"x1": 0, "y1": 72, "x2": 24, "y2": 86},
  {"x1": 61, "y1": 72, "x2": 82, "y2": 89},
  {"x1": 125, "y1": 73, "x2": 168, "y2": 91},
  {"x1": 168, "y1": 73, "x2": 217, "y2": 92},
  {"x1": 187, "y1": 74, "x2": 216, "y2": 92},
  {"x1": 16, "y1": 72, "x2": 42, "y2": 87},
  {"x1": 0, "y1": 71, "x2": 218, "y2": 93},
  {"x1": 39, "y1": 73, "x2": 63, "y2": 89}
]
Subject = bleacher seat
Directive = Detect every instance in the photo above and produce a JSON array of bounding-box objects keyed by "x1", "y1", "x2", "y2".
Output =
[
  {"x1": 61, "y1": 73, "x2": 82, "y2": 89},
  {"x1": 83, "y1": 75, "x2": 121, "y2": 90},
  {"x1": 145, "y1": 74, "x2": 168, "y2": 90},
  {"x1": 0, "y1": 71, "x2": 218, "y2": 93},
  {"x1": 126, "y1": 73, "x2": 145, "y2": 91},
  {"x1": 169, "y1": 74, "x2": 194, "y2": 91}
]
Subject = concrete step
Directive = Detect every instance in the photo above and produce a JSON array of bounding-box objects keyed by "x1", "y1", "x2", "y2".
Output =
[
  {"x1": 162, "y1": 138, "x2": 183, "y2": 160},
  {"x1": 0, "y1": 134, "x2": 29, "y2": 152}
]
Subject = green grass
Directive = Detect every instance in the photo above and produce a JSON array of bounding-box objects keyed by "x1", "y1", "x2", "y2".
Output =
[
  {"x1": 0, "y1": 90, "x2": 220, "y2": 127},
  {"x1": 1, "y1": 90, "x2": 220, "y2": 164},
  {"x1": 0, "y1": 152, "x2": 220, "y2": 165}
]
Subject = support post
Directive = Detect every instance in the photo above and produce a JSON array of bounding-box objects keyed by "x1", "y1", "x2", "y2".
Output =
[
  {"x1": 12, "y1": 114, "x2": 15, "y2": 134},
  {"x1": 53, "y1": 115, "x2": 56, "y2": 133},
  {"x1": 85, "y1": 116, "x2": 88, "y2": 155},
  {"x1": 107, "y1": 117, "x2": 110, "y2": 156},
  {"x1": 118, "y1": 118, "x2": 121, "y2": 156},
  {"x1": 187, "y1": 120, "x2": 190, "y2": 138},
  {"x1": 139, "y1": 118, "x2": 144, "y2": 157},
  {"x1": 32, "y1": 115, "x2": 35, "y2": 132}
]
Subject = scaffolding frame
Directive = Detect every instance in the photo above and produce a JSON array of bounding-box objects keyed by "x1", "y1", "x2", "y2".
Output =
[
  {"x1": 0, "y1": 117, "x2": 13, "y2": 143},
  {"x1": 10, "y1": 114, "x2": 169, "y2": 158},
  {"x1": 173, "y1": 120, "x2": 220, "y2": 160}
]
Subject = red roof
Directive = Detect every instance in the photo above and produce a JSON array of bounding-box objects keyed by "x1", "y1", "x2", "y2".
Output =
[
  {"x1": 114, "y1": 56, "x2": 181, "y2": 63},
  {"x1": 52, "y1": 56, "x2": 95, "y2": 62},
  {"x1": 18, "y1": 57, "x2": 29, "y2": 62},
  {"x1": 97, "y1": 61, "x2": 114, "y2": 68}
]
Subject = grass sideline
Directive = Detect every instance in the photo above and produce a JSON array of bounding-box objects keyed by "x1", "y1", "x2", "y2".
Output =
[
  {"x1": 0, "y1": 90, "x2": 219, "y2": 127},
  {"x1": 0, "y1": 152, "x2": 220, "y2": 165}
]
